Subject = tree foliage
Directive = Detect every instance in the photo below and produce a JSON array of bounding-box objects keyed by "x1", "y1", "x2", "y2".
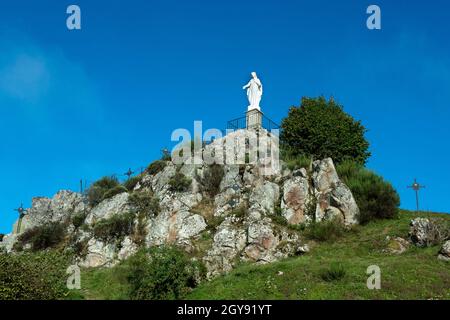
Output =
[{"x1": 280, "y1": 96, "x2": 370, "y2": 165}]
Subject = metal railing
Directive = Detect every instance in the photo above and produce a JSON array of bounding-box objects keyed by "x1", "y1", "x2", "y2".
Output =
[{"x1": 227, "y1": 113, "x2": 280, "y2": 131}]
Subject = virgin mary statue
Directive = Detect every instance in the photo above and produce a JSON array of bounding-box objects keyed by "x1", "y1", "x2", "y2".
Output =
[{"x1": 243, "y1": 72, "x2": 263, "y2": 111}]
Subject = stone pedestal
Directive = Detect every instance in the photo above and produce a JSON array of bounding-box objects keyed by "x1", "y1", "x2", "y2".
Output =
[{"x1": 246, "y1": 108, "x2": 262, "y2": 129}]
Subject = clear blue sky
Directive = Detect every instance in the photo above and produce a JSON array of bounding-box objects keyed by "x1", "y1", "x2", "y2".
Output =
[{"x1": 1, "y1": 0, "x2": 449, "y2": 233}]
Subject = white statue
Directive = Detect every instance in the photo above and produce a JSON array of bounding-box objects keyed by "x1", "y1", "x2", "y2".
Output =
[{"x1": 243, "y1": 72, "x2": 263, "y2": 111}]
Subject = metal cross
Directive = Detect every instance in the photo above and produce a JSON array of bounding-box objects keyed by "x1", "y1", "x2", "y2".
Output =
[
  {"x1": 407, "y1": 178, "x2": 425, "y2": 212},
  {"x1": 124, "y1": 168, "x2": 134, "y2": 179},
  {"x1": 14, "y1": 203, "x2": 26, "y2": 217}
]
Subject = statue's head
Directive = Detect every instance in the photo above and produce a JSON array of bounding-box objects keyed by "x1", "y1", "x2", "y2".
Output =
[{"x1": 251, "y1": 72, "x2": 257, "y2": 78}]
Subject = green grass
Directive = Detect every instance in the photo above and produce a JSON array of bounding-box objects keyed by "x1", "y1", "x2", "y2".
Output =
[
  {"x1": 70, "y1": 210, "x2": 449, "y2": 300},
  {"x1": 186, "y1": 210, "x2": 450, "y2": 300},
  {"x1": 73, "y1": 263, "x2": 132, "y2": 300}
]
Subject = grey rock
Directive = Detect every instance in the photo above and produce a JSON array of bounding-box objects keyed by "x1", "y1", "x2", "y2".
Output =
[
  {"x1": 0, "y1": 234, "x2": 17, "y2": 253},
  {"x1": 384, "y1": 236, "x2": 410, "y2": 254},
  {"x1": 249, "y1": 181, "x2": 279, "y2": 214},
  {"x1": 438, "y1": 240, "x2": 450, "y2": 261},
  {"x1": 118, "y1": 236, "x2": 138, "y2": 261},
  {"x1": 203, "y1": 218, "x2": 246, "y2": 278},
  {"x1": 19, "y1": 190, "x2": 86, "y2": 233},
  {"x1": 312, "y1": 158, "x2": 359, "y2": 225},
  {"x1": 79, "y1": 238, "x2": 116, "y2": 268},
  {"x1": 409, "y1": 218, "x2": 445, "y2": 247},
  {"x1": 85, "y1": 192, "x2": 130, "y2": 225},
  {"x1": 146, "y1": 209, "x2": 207, "y2": 246},
  {"x1": 281, "y1": 175, "x2": 311, "y2": 224}
]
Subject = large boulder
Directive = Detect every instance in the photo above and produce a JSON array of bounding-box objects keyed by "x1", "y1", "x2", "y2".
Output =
[
  {"x1": 79, "y1": 238, "x2": 116, "y2": 268},
  {"x1": 249, "y1": 181, "x2": 279, "y2": 214},
  {"x1": 281, "y1": 169, "x2": 312, "y2": 224},
  {"x1": 384, "y1": 236, "x2": 410, "y2": 255},
  {"x1": 85, "y1": 192, "x2": 130, "y2": 225},
  {"x1": 118, "y1": 236, "x2": 138, "y2": 261},
  {"x1": 438, "y1": 240, "x2": 450, "y2": 261},
  {"x1": 203, "y1": 217, "x2": 247, "y2": 278},
  {"x1": 409, "y1": 218, "x2": 446, "y2": 247},
  {"x1": 18, "y1": 190, "x2": 86, "y2": 233},
  {"x1": 146, "y1": 210, "x2": 207, "y2": 246},
  {"x1": 312, "y1": 158, "x2": 359, "y2": 225}
]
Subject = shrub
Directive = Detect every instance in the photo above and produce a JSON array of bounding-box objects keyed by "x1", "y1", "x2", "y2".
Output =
[
  {"x1": 161, "y1": 148, "x2": 172, "y2": 161},
  {"x1": 102, "y1": 185, "x2": 128, "y2": 201},
  {"x1": 0, "y1": 250, "x2": 73, "y2": 300},
  {"x1": 271, "y1": 214, "x2": 288, "y2": 227},
  {"x1": 16, "y1": 222, "x2": 66, "y2": 251},
  {"x1": 281, "y1": 149, "x2": 311, "y2": 171},
  {"x1": 146, "y1": 160, "x2": 167, "y2": 175},
  {"x1": 230, "y1": 205, "x2": 248, "y2": 219},
  {"x1": 92, "y1": 212, "x2": 135, "y2": 242},
  {"x1": 0, "y1": 234, "x2": 4, "y2": 242},
  {"x1": 87, "y1": 176, "x2": 120, "y2": 206},
  {"x1": 319, "y1": 263, "x2": 346, "y2": 282},
  {"x1": 129, "y1": 192, "x2": 160, "y2": 215},
  {"x1": 337, "y1": 161, "x2": 400, "y2": 224},
  {"x1": 280, "y1": 96, "x2": 370, "y2": 165},
  {"x1": 169, "y1": 172, "x2": 192, "y2": 192},
  {"x1": 200, "y1": 164, "x2": 225, "y2": 197},
  {"x1": 305, "y1": 218, "x2": 346, "y2": 242},
  {"x1": 72, "y1": 238, "x2": 89, "y2": 258},
  {"x1": 72, "y1": 212, "x2": 87, "y2": 229},
  {"x1": 123, "y1": 176, "x2": 141, "y2": 191},
  {"x1": 126, "y1": 246, "x2": 205, "y2": 300}
]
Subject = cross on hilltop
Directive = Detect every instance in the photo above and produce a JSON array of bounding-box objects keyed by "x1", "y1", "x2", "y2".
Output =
[{"x1": 407, "y1": 178, "x2": 425, "y2": 212}]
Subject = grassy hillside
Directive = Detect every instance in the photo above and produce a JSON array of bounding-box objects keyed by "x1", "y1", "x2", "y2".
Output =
[
  {"x1": 187, "y1": 210, "x2": 450, "y2": 300},
  {"x1": 74, "y1": 210, "x2": 449, "y2": 300}
]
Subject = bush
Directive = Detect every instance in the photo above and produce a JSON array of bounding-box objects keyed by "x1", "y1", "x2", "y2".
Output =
[
  {"x1": 270, "y1": 214, "x2": 289, "y2": 227},
  {"x1": 200, "y1": 164, "x2": 225, "y2": 197},
  {"x1": 129, "y1": 192, "x2": 160, "y2": 215},
  {"x1": 0, "y1": 234, "x2": 4, "y2": 242},
  {"x1": 305, "y1": 218, "x2": 346, "y2": 242},
  {"x1": 0, "y1": 250, "x2": 73, "y2": 300},
  {"x1": 230, "y1": 205, "x2": 248, "y2": 219},
  {"x1": 16, "y1": 222, "x2": 66, "y2": 251},
  {"x1": 280, "y1": 96, "x2": 370, "y2": 165},
  {"x1": 337, "y1": 161, "x2": 400, "y2": 224},
  {"x1": 281, "y1": 149, "x2": 311, "y2": 171},
  {"x1": 126, "y1": 246, "x2": 205, "y2": 300},
  {"x1": 147, "y1": 160, "x2": 167, "y2": 175},
  {"x1": 92, "y1": 212, "x2": 135, "y2": 242},
  {"x1": 102, "y1": 185, "x2": 128, "y2": 200},
  {"x1": 123, "y1": 176, "x2": 141, "y2": 191},
  {"x1": 169, "y1": 172, "x2": 192, "y2": 192},
  {"x1": 72, "y1": 212, "x2": 87, "y2": 229},
  {"x1": 161, "y1": 148, "x2": 172, "y2": 161},
  {"x1": 319, "y1": 263, "x2": 346, "y2": 282},
  {"x1": 87, "y1": 176, "x2": 121, "y2": 206}
]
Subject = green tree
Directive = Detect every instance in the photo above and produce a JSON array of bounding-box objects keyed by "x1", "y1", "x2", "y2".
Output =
[{"x1": 280, "y1": 96, "x2": 370, "y2": 165}]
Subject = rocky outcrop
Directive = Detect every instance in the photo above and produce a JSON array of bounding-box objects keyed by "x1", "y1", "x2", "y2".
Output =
[
  {"x1": 79, "y1": 238, "x2": 116, "y2": 268},
  {"x1": 312, "y1": 159, "x2": 359, "y2": 225},
  {"x1": 409, "y1": 218, "x2": 446, "y2": 247},
  {"x1": 281, "y1": 169, "x2": 312, "y2": 224},
  {"x1": 0, "y1": 129, "x2": 360, "y2": 278},
  {"x1": 85, "y1": 192, "x2": 130, "y2": 225},
  {"x1": 384, "y1": 236, "x2": 410, "y2": 254},
  {"x1": 17, "y1": 190, "x2": 86, "y2": 233},
  {"x1": 438, "y1": 240, "x2": 450, "y2": 261}
]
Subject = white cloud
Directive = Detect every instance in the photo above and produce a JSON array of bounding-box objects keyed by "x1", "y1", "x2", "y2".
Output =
[
  {"x1": 0, "y1": 52, "x2": 51, "y2": 103},
  {"x1": 0, "y1": 32, "x2": 104, "y2": 123}
]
